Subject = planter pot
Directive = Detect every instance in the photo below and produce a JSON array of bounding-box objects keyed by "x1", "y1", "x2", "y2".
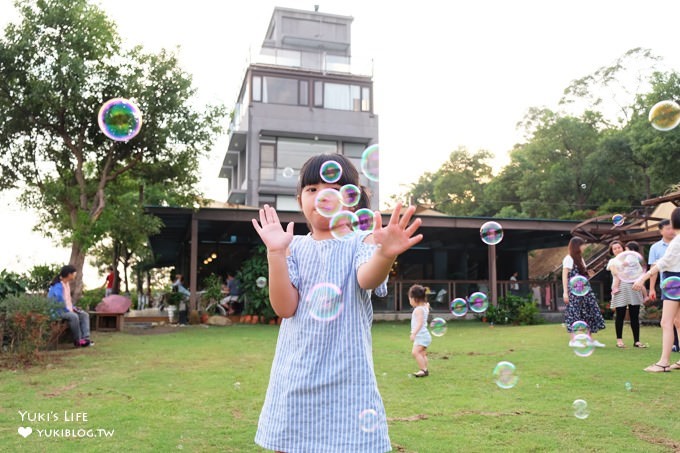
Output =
[
  {"x1": 250, "y1": 315, "x2": 259, "y2": 324},
  {"x1": 200, "y1": 313, "x2": 209, "y2": 323},
  {"x1": 166, "y1": 306, "x2": 177, "y2": 323},
  {"x1": 242, "y1": 315, "x2": 251, "y2": 324}
]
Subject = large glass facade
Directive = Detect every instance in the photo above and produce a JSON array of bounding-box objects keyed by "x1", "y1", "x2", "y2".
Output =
[{"x1": 259, "y1": 137, "x2": 338, "y2": 188}]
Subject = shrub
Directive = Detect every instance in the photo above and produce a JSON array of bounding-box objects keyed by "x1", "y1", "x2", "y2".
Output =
[
  {"x1": 0, "y1": 270, "x2": 28, "y2": 299},
  {"x1": 23, "y1": 264, "x2": 61, "y2": 294},
  {"x1": 483, "y1": 295, "x2": 544, "y2": 325},
  {"x1": 236, "y1": 245, "x2": 275, "y2": 322},
  {"x1": 0, "y1": 294, "x2": 56, "y2": 367},
  {"x1": 79, "y1": 288, "x2": 106, "y2": 310}
]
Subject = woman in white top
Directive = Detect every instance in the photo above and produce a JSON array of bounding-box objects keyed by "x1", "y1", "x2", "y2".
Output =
[
  {"x1": 606, "y1": 241, "x2": 645, "y2": 348},
  {"x1": 563, "y1": 237, "x2": 606, "y2": 345},
  {"x1": 634, "y1": 207, "x2": 680, "y2": 372}
]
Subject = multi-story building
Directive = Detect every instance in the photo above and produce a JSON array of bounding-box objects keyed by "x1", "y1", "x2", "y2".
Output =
[{"x1": 220, "y1": 6, "x2": 379, "y2": 210}]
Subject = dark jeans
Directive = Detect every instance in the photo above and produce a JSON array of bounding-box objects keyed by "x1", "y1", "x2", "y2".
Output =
[
  {"x1": 615, "y1": 305, "x2": 640, "y2": 343},
  {"x1": 61, "y1": 310, "x2": 90, "y2": 342}
]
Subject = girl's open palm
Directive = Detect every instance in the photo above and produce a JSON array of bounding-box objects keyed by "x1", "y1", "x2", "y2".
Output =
[
  {"x1": 372, "y1": 203, "x2": 422, "y2": 257},
  {"x1": 252, "y1": 204, "x2": 294, "y2": 253}
]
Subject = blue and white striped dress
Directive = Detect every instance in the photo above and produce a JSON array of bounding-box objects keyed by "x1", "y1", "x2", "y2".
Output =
[{"x1": 255, "y1": 232, "x2": 391, "y2": 452}]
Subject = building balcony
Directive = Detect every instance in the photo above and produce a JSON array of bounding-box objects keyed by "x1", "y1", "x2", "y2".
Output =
[{"x1": 252, "y1": 47, "x2": 373, "y2": 77}]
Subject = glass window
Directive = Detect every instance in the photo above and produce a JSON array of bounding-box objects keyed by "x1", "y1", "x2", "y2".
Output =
[
  {"x1": 314, "y1": 81, "x2": 323, "y2": 107},
  {"x1": 351, "y1": 85, "x2": 361, "y2": 111},
  {"x1": 324, "y1": 83, "x2": 351, "y2": 110},
  {"x1": 278, "y1": 138, "x2": 337, "y2": 171},
  {"x1": 277, "y1": 196, "x2": 300, "y2": 211},
  {"x1": 258, "y1": 194, "x2": 276, "y2": 208},
  {"x1": 361, "y1": 86, "x2": 371, "y2": 111},
  {"x1": 344, "y1": 143, "x2": 367, "y2": 158},
  {"x1": 262, "y1": 76, "x2": 298, "y2": 105},
  {"x1": 299, "y1": 80, "x2": 308, "y2": 106},
  {"x1": 260, "y1": 144, "x2": 275, "y2": 181},
  {"x1": 252, "y1": 75, "x2": 261, "y2": 102}
]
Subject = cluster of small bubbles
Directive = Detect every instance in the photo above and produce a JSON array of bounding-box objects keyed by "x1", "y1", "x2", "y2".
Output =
[
  {"x1": 329, "y1": 211, "x2": 359, "y2": 240},
  {"x1": 661, "y1": 276, "x2": 680, "y2": 300},
  {"x1": 315, "y1": 188, "x2": 343, "y2": 217},
  {"x1": 480, "y1": 221, "x2": 504, "y2": 245},
  {"x1": 429, "y1": 317, "x2": 447, "y2": 337},
  {"x1": 358, "y1": 409, "x2": 379, "y2": 433},
  {"x1": 339, "y1": 184, "x2": 361, "y2": 207},
  {"x1": 450, "y1": 298, "x2": 468, "y2": 317},
  {"x1": 572, "y1": 399, "x2": 589, "y2": 419},
  {"x1": 282, "y1": 167, "x2": 295, "y2": 178},
  {"x1": 354, "y1": 208, "x2": 376, "y2": 233},
  {"x1": 98, "y1": 98, "x2": 143, "y2": 141},
  {"x1": 612, "y1": 214, "x2": 625, "y2": 227},
  {"x1": 256, "y1": 276, "x2": 267, "y2": 289},
  {"x1": 308, "y1": 282, "x2": 344, "y2": 321},
  {"x1": 570, "y1": 333, "x2": 595, "y2": 357},
  {"x1": 493, "y1": 361, "x2": 519, "y2": 389},
  {"x1": 468, "y1": 292, "x2": 489, "y2": 313},
  {"x1": 360, "y1": 144, "x2": 379, "y2": 182},
  {"x1": 613, "y1": 251, "x2": 646, "y2": 283},
  {"x1": 568, "y1": 275, "x2": 590, "y2": 296},
  {"x1": 649, "y1": 100, "x2": 680, "y2": 131},
  {"x1": 320, "y1": 160, "x2": 342, "y2": 183}
]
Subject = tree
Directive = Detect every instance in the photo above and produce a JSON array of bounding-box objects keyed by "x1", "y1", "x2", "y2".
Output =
[
  {"x1": 0, "y1": 0, "x2": 224, "y2": 299},
  {"x1": 405, "y1": 147, "x2": 493, "y2": 216}
]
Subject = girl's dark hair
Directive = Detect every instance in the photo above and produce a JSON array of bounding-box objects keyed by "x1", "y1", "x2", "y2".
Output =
[
  {"x1": 408, "y1": 284, "x2": 426, "y2": 301},
  {"x1": 50, "y1": 264, "x2": 77, "y2": 287},
  {"x1": 568, "y1": 237, "x2": 587, "y2": 275},
  {"x1": 625, "y1": 241, "x2": 641, "y2": 253},
  {"x1": 297, "y1": 153, "x2": 360, "y2": 195},
  {"x1": 672, "y1": 207, "x2": 680, "y2": 230},
  {"x1": 608, "y1": 240, "x2": 623, "y2": 256}
]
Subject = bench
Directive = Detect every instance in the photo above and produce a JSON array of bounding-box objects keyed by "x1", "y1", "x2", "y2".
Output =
[
  {"x1": 46, "y1": 320, "x2": 73, "y2": 350},
  {"x1": 89, "y1": 311, "x2": 125, "y2": 332}
]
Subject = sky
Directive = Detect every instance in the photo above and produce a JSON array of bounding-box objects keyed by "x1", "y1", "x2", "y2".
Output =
[{"x1": 2, "y1": 0, "x2": 680, "y2": 285}]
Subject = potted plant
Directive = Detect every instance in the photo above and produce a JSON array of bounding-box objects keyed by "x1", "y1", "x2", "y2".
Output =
[
  {"x1": 201, "y1": 274, "x2": 224, "y2": 319},
  {"x1": 236, "y1": 245, "x2": 276, "y2": 324}
]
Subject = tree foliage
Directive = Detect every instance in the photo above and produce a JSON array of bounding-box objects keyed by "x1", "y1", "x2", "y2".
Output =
[
  {"x1": 0, "y1": 0, "x2": 224, "y2": 298},
  {"x1": 401, "y1": 49, "x2": 680, "y2": 220}
]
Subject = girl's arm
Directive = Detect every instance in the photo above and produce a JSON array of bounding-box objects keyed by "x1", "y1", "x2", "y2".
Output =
[
  {"x1": 358, "y1": 203, "x2": 422, "y2": 289},
  {"x1": 410, "y1": 307, "x2": 423, "y2": 341},
  {"x1": 562, "y1": 266, "x2": 570, "y2": 304},
  {"x1": 252, "y1": 205, "x2": 299, "y2": 318}
]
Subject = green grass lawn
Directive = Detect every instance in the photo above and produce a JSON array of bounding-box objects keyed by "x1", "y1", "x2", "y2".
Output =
[{"x1": 1, "y1": 321, "x2": 679, "y2": 452}]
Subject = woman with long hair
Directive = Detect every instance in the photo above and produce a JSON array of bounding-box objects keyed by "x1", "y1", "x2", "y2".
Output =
[
  {"x1": 563, "y1": 237, "x2": 606, "y2": 346},
  {"x1": 606, "y1": 241, "x2": 645, "y2": 348},
  {"x1": 47, "y1": 265, "x2": 93, "y2": 348}
]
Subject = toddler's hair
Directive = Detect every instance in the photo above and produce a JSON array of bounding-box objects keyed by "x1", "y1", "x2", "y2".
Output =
[{"x1": 408, "y1": 284, "x2": 427, "y2": 301}]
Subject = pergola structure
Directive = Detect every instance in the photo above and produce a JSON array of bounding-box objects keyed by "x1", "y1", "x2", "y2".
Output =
[{"x1": 145, "y1": 205, "x2": 606, "y2": 310}]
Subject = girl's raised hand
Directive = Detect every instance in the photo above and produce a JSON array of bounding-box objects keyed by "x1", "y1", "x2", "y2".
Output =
[
  {"x1": 372, "y1": 202, "x2": 423, "y2": 257},
  {"x1": 252, "y1": 204, "x2": 294, "y2": 253}
]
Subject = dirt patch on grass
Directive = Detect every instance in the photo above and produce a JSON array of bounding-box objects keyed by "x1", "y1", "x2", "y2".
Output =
[
  {"x1": 632, "y1": 425, "x2": 680, "y2": 451},
  {"x1": 43, "y1": 382, "x2": 78, "y2": 398},
  {"x1": 388, "y1": 414, "x2": 428, "y2": 422},
  {"x1": 123, "y1": 325, "x2": 187, "y2": 335}
]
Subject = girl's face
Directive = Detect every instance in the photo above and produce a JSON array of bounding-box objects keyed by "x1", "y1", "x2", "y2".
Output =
[
  {"x1": 579, "y1": 244, "x2": 587, "y2": 253},
  {"x1": 611, "y1": 243, "x2": 623, "y2": 256},
  {"x1": 65, "y1": 272, "x2": 77, "y2": 282},
  {"x1": 299, "y1": 182, "x2": 344, "y2": 238}
]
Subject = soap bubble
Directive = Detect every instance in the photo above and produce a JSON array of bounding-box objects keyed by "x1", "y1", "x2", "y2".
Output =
[
  {"x1": 493, "y1": 361, "x2": 519, "y2": 389},
  {"x1": 256, "y1": 276, "x2": 267, "y2": 289},
  {"x1": 282, "y1": 167, "x2": 295, "y2": 178},
  {"x1": 480, "y1": 221, "x2": 504, "y2": 245},
  {"x1": 329, "y1": 210, "x2": 359, "y2": 240},
  {"x1": 98, "y1": 98, "x2": 143, "y2": 141},
  {"x1": 314, "y1": 188, "x2": 343, "y2": 217},
  {"x1": 649, "y1": 100, "x2": 680, "y2": 131},
  {"x1": 354, "y1": 208, "x2": 376, "y2": 233},
  {"x1": 572, "y1": 399, "x2": 589, "y2": 419},
  {"x1": 569, "y1": 333, "x2": 595, "y2": 357},
  {"x1": 624, "y1": 382, "x2": 632, "y2": 392},
  {"x1": 569, "y1": 275, "x2": 590, "y2": 296},
  {"x1": 320, "y1": 160, "x2": 342, "y2": 183},
  {"x1": 339, "y1": 184, "x2": 361, "y2": 207},
  {"x1": 360, "y1": 144, "x2": 379, "y2": 182},
  {"x1": 612, "y1": 251, "x2": 646, "y2": 283},
  {"x1": 570, "y1": 320, "x2": 590, "y2": 335},
  {"x1": 468, "y1": 292, "x2": 489, "y2": 313},
  {"x1": 429, "y1": 317, "x2": 447, "y2": 337},
  {"x1": 612, "y1": 214, "x2": 625, "y2": 227},
  {"x1": 308, "y1": 282, "x2": 343, "y2": 321},
  {"x1": 450, "y1": 298, "x2": 468, "y2": 317},
  {"x1": 358, "y1": 409, "x2": 379, "y2": 432},
  {"x1": 660, "y1": 275, "x2": 680, "y2": 300},
  {"x1": 580, "y1": 183, "x2": 587, "y2": 189}
]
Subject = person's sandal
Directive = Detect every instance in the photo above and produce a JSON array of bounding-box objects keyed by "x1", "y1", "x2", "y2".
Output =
[
  {"x1": 644, "y1": 363, "x2": 670, "y2": 373},
  {"x1": 414, "y1": 369, "x2": 429, "y2": 378},
  {"x1": 634, "y1": 342, "x2": 647, "y2": 348},
  {"x1": 616, "y1": 341, "x2": 626, "y2": 348},
  {"x1": 669, "y1": 361, "x2": 680, "y2": 370}
]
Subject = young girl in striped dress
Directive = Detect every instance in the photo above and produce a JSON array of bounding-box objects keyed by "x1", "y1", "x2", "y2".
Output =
[{"x1": 252, "y1": 153, "x2": 423, "y2": 452}]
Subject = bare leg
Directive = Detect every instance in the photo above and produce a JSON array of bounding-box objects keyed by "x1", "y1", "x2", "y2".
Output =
[
  {"x1": 412, "y1": 345, "x2": 428, "y2": 371},
  {"x1": 657, "y1": 300, "x2": 679, "y2": 366}
]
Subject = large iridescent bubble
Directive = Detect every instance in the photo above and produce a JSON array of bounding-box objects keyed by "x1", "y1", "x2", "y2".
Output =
[{"x1": 98, "y1": 98, "x2": 143, "y2": 141}]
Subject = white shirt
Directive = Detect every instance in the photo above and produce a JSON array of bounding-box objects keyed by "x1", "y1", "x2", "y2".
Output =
[{"x1": 654, "y1": 235, "x2": 680, "y2": 273}]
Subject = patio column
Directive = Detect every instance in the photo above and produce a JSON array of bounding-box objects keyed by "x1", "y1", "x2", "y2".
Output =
[
  {"x1": 189, "y1": 215, "x2": 198, "y2": 311},
  {"x1": 488, "y1": 244, "x2": 497, "y2": 307}
]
